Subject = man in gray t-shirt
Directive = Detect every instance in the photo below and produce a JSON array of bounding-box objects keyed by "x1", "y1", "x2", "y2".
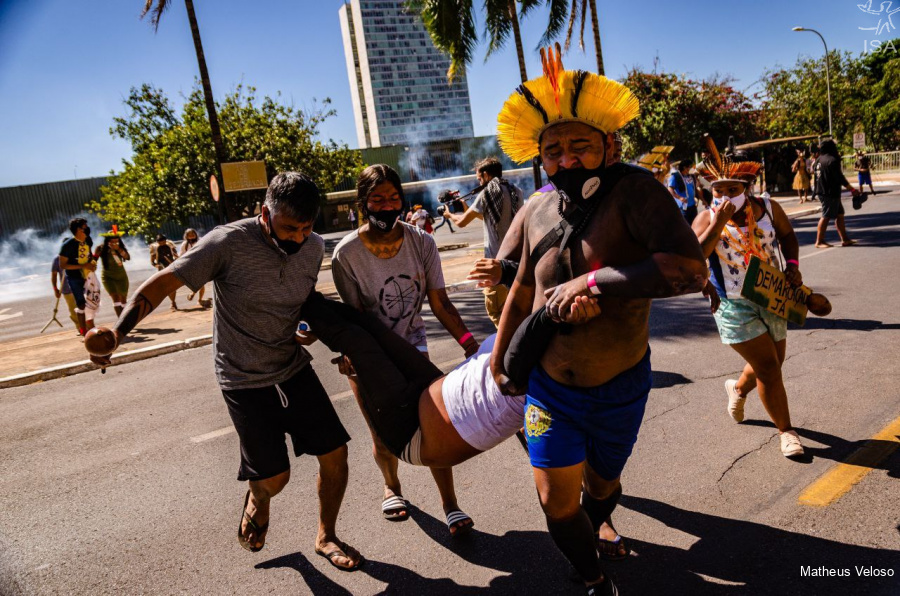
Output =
[
  {"x1": 84, "y1": 172, "x2": 363, "y2": 570},
  {"x1": 445, "y1": 157, "x2": 523, "y2": 327}
]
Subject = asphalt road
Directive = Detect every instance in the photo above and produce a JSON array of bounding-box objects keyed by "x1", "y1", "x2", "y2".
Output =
[{"x1": 1, "y1": 196, "x2": 898, "y2": 595}]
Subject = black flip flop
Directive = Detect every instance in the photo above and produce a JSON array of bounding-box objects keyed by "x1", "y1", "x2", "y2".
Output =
[
  {"x1": 237, "y1": 490, "x2": 269, "y2": 552},
  {"x1": 596, "y1": 535, "x2": 630, "y2": 561},
  {"x1": 316, "y1": 541, "x2": 365, "y2": 572}
]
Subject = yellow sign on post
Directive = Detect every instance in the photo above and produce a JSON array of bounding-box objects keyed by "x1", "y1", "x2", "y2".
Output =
[
  {"x1": 221, "y1": 161, "x2": 268, "y2": 192},
  {"x1": 741, "y1": 256, "x2": 810, "y2": 325}
]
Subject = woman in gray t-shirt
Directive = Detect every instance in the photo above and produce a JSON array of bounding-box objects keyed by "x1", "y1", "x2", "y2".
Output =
[{"x1": 332, "y1": 164, "x2": 479, "y2": 537}]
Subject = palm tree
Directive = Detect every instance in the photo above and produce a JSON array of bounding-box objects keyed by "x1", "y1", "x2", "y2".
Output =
[
  {"x1": 409, "y1": 0, "x2": 566, "y2": 188},
  {"x1": 142, "y1": 0, "x2": 229, "y2": 223},
  {"x1": 555, "y1": 0, "x2": 605, "y2": 75}
]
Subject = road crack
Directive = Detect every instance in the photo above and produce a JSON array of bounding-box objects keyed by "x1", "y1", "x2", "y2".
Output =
[{"x1": 717, "y1": 432, "x2": 779, "y2": 486}]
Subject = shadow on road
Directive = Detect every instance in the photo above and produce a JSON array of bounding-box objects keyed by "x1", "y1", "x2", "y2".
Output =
[
  {"x1": 618, "y1": 495, "x2": 900, "y2": 595},
  {"x1": 792, "y1": 205, "x2": 900, "y2": 249},
  {"x1": 652, "y1": 370, "x2": 693, "y2": 389},
  {"x1": 797, "y1": 317, "x2": 900, "y2": 332}
]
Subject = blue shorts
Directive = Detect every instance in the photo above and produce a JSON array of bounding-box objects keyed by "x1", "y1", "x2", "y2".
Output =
[
  {"x1": 858, "y1": 171, "x2": 872, "y2": 186},
  {"x1": 524, "y1": 348, "x2": 651, "y2": 480},
  {"x1": 66, "y1": 274, "x2": 87, "y2": 309}
]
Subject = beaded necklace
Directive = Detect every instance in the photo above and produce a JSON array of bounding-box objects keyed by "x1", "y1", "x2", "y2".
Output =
[{"x1": 716, "y1": 200, "x2": 771, "y2": 269}]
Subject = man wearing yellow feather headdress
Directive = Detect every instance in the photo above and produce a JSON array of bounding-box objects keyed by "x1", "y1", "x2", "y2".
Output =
[{"x1": 489, "y1": 45, "x2": 709, "y2": 595}]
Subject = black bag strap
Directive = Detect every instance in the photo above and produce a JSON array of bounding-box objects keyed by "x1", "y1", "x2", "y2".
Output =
[{"x1": 528, "y1": 164, "x2": 649, "y2": 276}]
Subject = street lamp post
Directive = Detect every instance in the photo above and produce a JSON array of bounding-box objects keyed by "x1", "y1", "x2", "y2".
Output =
[{"x1": 793, "y1": 26, "x2": 833, "y2": 138}]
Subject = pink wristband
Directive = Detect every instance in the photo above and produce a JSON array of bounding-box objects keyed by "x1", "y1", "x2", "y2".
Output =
[
  {"x1": 586, "y1": 270, "x2": 602, "y2": 295},
  {"x1": 458, "y1": 332, "x2": 474, "y2": 346},
  {"x1": 786, "y1": 259, "x2": 799, "y2": 266}
]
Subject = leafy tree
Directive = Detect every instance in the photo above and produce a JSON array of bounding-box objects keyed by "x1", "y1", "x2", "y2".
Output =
[
  {"x1": 860, "y1": 40, "x2": 900, "y2": 150},
  {"x1": 619, "y1": 69, "x2": 763, "y2": 160},
  {"x1": 92, "y1": 83, "x2": 364, "y2": 239},
  {"x1": 553, "y1": 0, "x2": 604, "y2": 75}
]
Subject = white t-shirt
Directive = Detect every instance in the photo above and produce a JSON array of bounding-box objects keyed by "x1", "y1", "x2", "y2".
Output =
[
  {"x1": 409, "y1": 208, "x2": 430, "y2": 229},
  {"x1": 442, "y1": 335, "x2": 525, "y2": 452}
]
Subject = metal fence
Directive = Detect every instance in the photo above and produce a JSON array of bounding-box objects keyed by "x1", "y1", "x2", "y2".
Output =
[{"x1": 841, "y1": 150, "x2": 900, "y2": 175}]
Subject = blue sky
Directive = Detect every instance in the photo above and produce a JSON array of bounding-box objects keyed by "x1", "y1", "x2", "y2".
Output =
[{"x1": 0, "y1": 0, "x2": 881, "y2": 186}]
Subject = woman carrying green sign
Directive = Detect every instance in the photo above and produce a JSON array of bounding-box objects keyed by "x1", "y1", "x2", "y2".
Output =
[{"x1": 691, "y1": 138, "x2": 806, "y2": 459}]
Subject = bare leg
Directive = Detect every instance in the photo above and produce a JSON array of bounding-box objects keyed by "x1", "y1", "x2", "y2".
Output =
[
  {"x1": 241, "y1": 469, "x2": 290, "y2": 550},
  {"x1": 315, "y1": 444, "x2": 362, "y2": 569},
  {"x1": 583, "y1": 467, "x2": 626, "y2": 557},
  {"x1": 836, "y1": 215, "x2": 854, "y2": 245},
  {"x1": 815, "y1": 218, "x2": 832, "y2": 247},
  {"x1": 534, "y1": 462, "x2": 605, "y2": 588},
  {"x1": 730, "y1": 334, "x2": 792, "y2": 431}
]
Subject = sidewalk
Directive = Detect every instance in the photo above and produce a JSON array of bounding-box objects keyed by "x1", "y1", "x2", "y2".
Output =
[{"x1": 0, "y1": 200, "x2": 843, "y2": 389}]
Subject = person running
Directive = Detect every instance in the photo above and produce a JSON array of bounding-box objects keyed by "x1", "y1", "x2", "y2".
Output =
[
  {"x1": 813, "y1": 140, "x2": 862, "y2": 248},
  {"x1": 180, "y1": 228, "x2": 210, "y2": 308},
  {"x1": 791, "y1": 149, "x2": 811, "y2": 203},
  {"x1": 854, "y1": 150, "x2": 875, "y2": 194},
  {"x1": 85, "y1": 172, "x2": 362, "y2": 570},
  {"x1": 149, "y1": 234, "x2": 179, "y2": 310},
  {"x1": 51, "y1": 256, "x2": 80, "y2": 332},
  {"x1": 432, "y1": 190, "x2": 457, "y2": 234},
  {"x1": 490, "y1": 46, "x2": 708, "y2": 596},
  {"x1": 58, "y1": 217, "x2": 97, "y2": 336},
  {"x1": 94, "y1": 231, "x2": 131, "y2": 316},
  {"x1": 445, "y1": 157, "x2": 524, "y2": 327},
  {"x1": 692, "y1": 144, "x2": 806, "y2": 458},
  {"x1": 331, "y1": 164, "x2": 480, "y2": 538}
]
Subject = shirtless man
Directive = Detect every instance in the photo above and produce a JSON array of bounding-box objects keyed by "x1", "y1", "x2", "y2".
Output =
[{"x1": 490, "y1": 47, "x2": 708, "y2": 595}]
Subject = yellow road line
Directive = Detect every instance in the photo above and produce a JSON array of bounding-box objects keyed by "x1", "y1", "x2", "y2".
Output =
[{"x1": 798, "y1": 416, "x2": 900, "y2": 506}]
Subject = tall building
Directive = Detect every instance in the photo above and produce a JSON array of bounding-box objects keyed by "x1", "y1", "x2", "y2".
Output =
[{"x1": 338, "y1": 0, "x2": 474, "y2": 148}]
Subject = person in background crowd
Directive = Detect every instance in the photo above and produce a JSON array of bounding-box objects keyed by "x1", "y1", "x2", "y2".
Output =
[
  {"x1": 348, "y1": 207, "x2": 358, "y2": 229},
  {"x1": 51, "y1": 256, "x2": 80, "y2": 332},
  {"x1": 433, "y1": 190, "x2": 457, "y2": 234},
  {"x1": 445, "y1": 157, "x2": 524, "y2": 327},
  {"x1": 814, "y1": 140, "x2": 862, "y2": 248},
  {"x1": 667, "y1": 159, "x2": 699, "y2": 224},
  {"x1": 407, "y1": 204, "x2": 430, "y2": 231},
  {"x1": 181, "y1": 228, "x2": 210, "y2": 308},
  {"x1": 807, "y1": 144, "x2": 821, "y2": 202},
  {"x1": 150, "y1": 234, "x2": 179, "y2": 310},
  {"x1": 854, "y1": 150, "x2": 875, "y2": 194},
  {"x1": 94, "y1": 231, "x2": 131, "y2": 317},
  {"x1": 58, "y1": 217, "x2": 95, "y2": 336},
  {"x1": 792, "y1": 149, "x2": 811, "y2": 203},
  {"x1": 332, "y1": 163, "x2": 479, "y2": 538}
]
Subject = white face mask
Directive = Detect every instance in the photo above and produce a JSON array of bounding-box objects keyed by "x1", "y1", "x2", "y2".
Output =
[{"x1": 713, "y1": 192, "x2": 746, "y2": 211}]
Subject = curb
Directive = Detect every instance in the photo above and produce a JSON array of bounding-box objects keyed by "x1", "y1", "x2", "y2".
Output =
[{"x1": 0, "y1": 335, "x2": 212, "y2": 390}]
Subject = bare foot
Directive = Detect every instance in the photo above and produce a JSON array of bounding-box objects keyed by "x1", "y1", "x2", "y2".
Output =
[
  {"x1": 315, "y1": 536, "x2": 363, "y2": 571},
  {"x1": 815, "y1": 243, "x2": 833, "y2": 249},
  {"x1": 597, "y1": 519, "x2": 629, "y2": 560}
]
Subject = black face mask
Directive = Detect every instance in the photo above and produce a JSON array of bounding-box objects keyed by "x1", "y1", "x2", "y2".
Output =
[
  {"x1": 264, "y1": 212, "x2": 304, "y2": 255},
  {"x1": 82, "y1": 226, "x2": 91, "y2": 237},
  {"x1": 367, "y1": 209, "x2": 403, "y2": 233},
  {"x1": 548, "y1": 163, "x2": 607, "y2": 205}
]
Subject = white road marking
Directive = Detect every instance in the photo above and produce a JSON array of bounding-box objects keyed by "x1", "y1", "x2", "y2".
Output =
[
  {"x1": 799, "y1": 247, "x2": 836, "y2": 260},
  {"x1": 0, "y1": 308, "x2": 24, "y2": 323},
  {"x1": 190, "y1": 426, "x2": 235, "y2": 443}
]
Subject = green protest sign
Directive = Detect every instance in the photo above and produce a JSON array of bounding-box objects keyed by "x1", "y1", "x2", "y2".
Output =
[{"x1": 741, "y1": 256, "x2": 810, "y2": 325}]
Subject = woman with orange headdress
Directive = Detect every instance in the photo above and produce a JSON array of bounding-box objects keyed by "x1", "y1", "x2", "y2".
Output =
[{"x1": 692, "y1": 138, "x2": 806, "y2": 459}]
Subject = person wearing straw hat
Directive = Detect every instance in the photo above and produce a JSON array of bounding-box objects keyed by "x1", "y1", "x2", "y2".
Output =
[
  {"x1": 692, "y1": 138, "x2": 806, "y2": 458},
  {"x1": 490, "y1": 45, "x2": 708, "y2": 595}
]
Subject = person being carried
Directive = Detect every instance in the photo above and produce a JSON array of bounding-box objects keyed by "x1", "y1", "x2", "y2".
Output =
[
  {"x1": 444, "y1": 157, "x2": 524, "y2": 327},
  {"x1": 149, "y1": 234, "x2": 179, "y2": 310},
  {"x1": 331, "y1": 164, "x2": 480, "y2": 537},
  {"x1": 85, "y1": 172, "x2": 363, "y2": 571},
  {"x1": 693, "y1": 141, "x2": 806, "y2": 458},
  {"x1": 490, "y1": 46, "x2": 709, "y2": 595}
]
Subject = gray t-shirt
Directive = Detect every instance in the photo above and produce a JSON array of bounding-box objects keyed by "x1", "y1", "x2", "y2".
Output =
[
  {"x1": 470, "y1": 181, "x2": 522, "y2": 259},
  {"x1": 332, "y1": 223, "x2": 444, "y2": 349},
  {"x1": 171, "y1": 217, "x2": 324, "y2": 390}
]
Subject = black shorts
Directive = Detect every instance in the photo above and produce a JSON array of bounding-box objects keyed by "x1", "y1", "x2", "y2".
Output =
[
  {"x1": 820, "y1": 194, "x2": 845, "y2": 219},
  {"x1": 221, "y1": 364, "x2": 350, "y2": 481}
]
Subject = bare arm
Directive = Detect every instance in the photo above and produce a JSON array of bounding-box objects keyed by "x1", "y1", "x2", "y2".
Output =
[
  {"x1": 87, "y1": 269, "x2": 185, "y2": 366},
  {"x1": 769, "y1": 200, "x2": 803, "y2": 286},
  {"x1": 446, "y1": 206, "x2": 482, "y2": 227},
  {"x1": 692, "y1": 202, "x2": 736, "y2": 258},
  {"x1": 51, "y1": 266, "x2": 61, "y2": 298},
  {"x1": 426, "y1": 288, "x2": 479, "y2": 356},
  {"x1": 58, "y1": 254, "x2": 95, "y2": 272},
  {"x1": 466, "y1": 200, "x2": 530, "y2": 287}
]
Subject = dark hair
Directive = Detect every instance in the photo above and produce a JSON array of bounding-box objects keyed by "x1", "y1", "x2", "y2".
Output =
[
  {"x1": 819, "y1": 139, "x2": 840, "y2": 158},
  {"x1": 69, "y1": 218, "x2": 87, "y2": 235},
  {"x1": 356, "y1": 164, "x2": 405, "y2": 212},
  {"x1": 264, "y1": 171, "x2": 321, "y2": 222},
  {"x1": 809, "y1": 143, "x2": 820, "y2": 155},
  {"x1": 679, "y1": 159, "x2": 694, "y2": 171},
  {"x1": 98, "y1": 236, "x2": 123, "y2": 269},
  {"x1": 474, "y1": 157, "x2": 503, "y2": 179},
  {"x1": 156, "y1": 234, "x2": 167, "y2": 242}
]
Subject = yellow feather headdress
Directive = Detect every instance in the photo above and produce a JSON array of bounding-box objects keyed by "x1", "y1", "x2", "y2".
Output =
[
  {"x1": 697, "y1": 134, "x2": 761, "y2": 184},
  {"x1": 497, "y1": 43, "x2": 640, "y2": 164}
]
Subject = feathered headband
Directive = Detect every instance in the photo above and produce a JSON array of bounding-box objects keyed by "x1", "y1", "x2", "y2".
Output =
[
  {"x1": 697, "y1": 134, "x2": 761, "y2": 185},
  {"x1": 497, "y1": 43, "x2": 640, "y2": 163}
]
